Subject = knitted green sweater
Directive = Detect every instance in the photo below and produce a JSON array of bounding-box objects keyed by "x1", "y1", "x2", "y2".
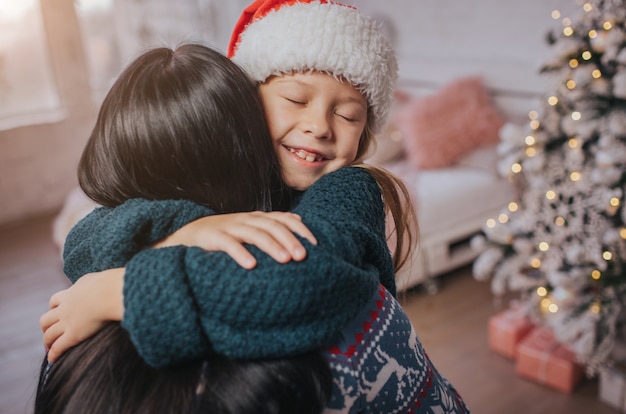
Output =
[{"x1": 63, "y1": 167, "x2": 396, "y2": 368}]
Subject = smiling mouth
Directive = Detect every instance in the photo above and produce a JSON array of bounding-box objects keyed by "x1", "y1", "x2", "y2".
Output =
[{"x1": 286, "y1": 146, "x2": 327, "y2": 162}]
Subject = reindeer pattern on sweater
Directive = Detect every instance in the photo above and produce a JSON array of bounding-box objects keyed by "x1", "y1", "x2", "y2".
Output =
[{"x1": 323, "y1": 285, "x2": 469, "y2": 413}]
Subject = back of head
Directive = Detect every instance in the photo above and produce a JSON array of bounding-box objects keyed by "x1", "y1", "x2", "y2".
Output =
[
  {"x1": 228, "y1": 0, "x2": 398, "y2": 160},
  {"x1": 35, "y1": 323, "x2": 331, "y2": 414},
  {"x1": 35, "y1": 323, "x2": 201, "y2": 414},
  {"x1": 79, "y1": 43, "x2": 284, "y2": 212}
]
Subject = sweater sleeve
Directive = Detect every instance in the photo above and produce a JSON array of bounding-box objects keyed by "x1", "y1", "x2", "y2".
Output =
[
  {"x1": 292, "y1": 167, "x2": 396, "y2": 297},
  {"x1": 62, "y1": 199, "x2": 214, "y2": 283},
  {"x1": 121, "y1": 167, "x2": 395, "y2": 367}
]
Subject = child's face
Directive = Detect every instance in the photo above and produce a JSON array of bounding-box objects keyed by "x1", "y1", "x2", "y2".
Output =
[{"x1": 258, "y1": 72, "x2": 367, "y2": 191}]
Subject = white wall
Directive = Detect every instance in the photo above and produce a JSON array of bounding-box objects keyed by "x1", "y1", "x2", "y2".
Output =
[
  {"x1": 347, "y1": 0, "x2": 579, "y2": 121},
  {"x1": 0, "y1": 0, "x2": 579, "y2": 226},
  {"x1": 0, "y1": 0, "x2": 95, "y2": 227}
]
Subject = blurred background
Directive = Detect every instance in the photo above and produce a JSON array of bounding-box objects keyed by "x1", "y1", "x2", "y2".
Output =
[
  {"x1": 0, "y1": 0, "x2": 578, "y2": 228},
  {"x1": 4, "y1": 1, "x2": 613, "y2": 414}
]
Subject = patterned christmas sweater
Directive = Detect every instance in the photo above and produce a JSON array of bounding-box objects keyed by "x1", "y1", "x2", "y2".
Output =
[
  {"x1": 322, "y1": 285, "x2": 470, "y2": 413},
  {"x1": 62, "y1": 167, "x2": 396, "y2": 367}
]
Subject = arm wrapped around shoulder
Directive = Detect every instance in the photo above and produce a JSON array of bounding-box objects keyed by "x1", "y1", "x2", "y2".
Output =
[
  {"x1": 121, "y1": 167, "x2": 395, "y2": 367},
  {"x1": 62, "y1": 199, "x2": 213, "y2": 283}
]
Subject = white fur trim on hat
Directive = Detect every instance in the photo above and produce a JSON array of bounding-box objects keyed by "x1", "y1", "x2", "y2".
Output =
[{"x1": 231, "y1": 1, "x2": 398, "y2": 133}]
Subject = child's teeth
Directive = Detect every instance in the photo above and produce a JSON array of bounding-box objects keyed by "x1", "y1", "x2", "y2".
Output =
[{"x1": 290, "y1": 148, "x2": 321, "y2": 162}]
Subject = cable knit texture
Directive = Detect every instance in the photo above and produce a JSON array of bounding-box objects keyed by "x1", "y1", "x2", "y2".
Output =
[
  {"x1": 62, "y1": 167, "x2": 394, "y2": 368},
  {"x1": 63, "y1": 199, "x2": 213, "y2": 283}
]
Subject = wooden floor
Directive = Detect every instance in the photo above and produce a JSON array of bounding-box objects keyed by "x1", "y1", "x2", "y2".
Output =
[{"x1": 0, "y1": 214, "x2": 616, "y2": 414}]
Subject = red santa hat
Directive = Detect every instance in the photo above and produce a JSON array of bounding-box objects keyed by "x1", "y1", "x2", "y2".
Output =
[{"x1": 227, "y1": 0, "x2": 398, "y2": 133}]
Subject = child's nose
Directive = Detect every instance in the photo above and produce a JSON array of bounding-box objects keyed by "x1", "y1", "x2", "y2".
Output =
[{"x1": 302, "y1": 107, "x2": 332, "y2": 140}]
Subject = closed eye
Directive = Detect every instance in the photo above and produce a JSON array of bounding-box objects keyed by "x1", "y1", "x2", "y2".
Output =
[
  {"x1": 285, "y1": 98, "x2": 305, "y2": 105},
  {"x1": 336, "y1": 113, "x2": 358, "y2": 122}
]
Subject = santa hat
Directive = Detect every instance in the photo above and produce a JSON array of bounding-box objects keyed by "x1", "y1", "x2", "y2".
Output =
[{"x1": 228, "y1": 0, "x2": 398, "y2": 133}]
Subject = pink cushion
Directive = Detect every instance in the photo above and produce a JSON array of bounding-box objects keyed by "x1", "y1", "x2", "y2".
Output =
[{"x1": 395, "y1": 76, "x2": 505, "y2": 169}]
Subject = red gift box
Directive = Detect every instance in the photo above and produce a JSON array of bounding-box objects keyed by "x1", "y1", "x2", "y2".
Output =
[
  {"x1": 515, "y1": 326, "x2": 584, "y2": 394},
  {"x1": 488, "y1": 306, "x2": 535, "y2": 359}
]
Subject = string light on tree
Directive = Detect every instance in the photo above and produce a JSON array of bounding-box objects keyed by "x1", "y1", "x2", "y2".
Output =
[
  {"x1": 591, "y1": 270, "x2": 602, "y2": 280},
  {"x1": 472, "y1": 0, "x2": 626, "y2": 375},
  {"x1": 590, "y1": 302, "x2": 601, "y2": 314}
]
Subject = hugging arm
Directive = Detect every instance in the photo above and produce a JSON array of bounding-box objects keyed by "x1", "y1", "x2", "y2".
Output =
[
  {"x1": 62, "y1": 198, "x2": 214, "y2": 283},
  {"x1": 123, "y1": 244, "x2": 380, "y2": 367},
  {"x1": 59, "y1": 167, "x2": 393, "y2": 368},
  {"x1": 120, "y1": 167, "x2": 394, "y2": 367}
]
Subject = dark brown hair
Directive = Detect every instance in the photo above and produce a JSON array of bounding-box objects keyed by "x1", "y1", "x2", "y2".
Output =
[
  {"x1": 35, "y1": 323, "x2": 331, "y2": 414},
  {"x1": 78, "y1": 43, "x2": 286, "y2": 212},
  {"x1": 354, "y1": 107, "x2": 419, "y2": 275},
  {"x1": 37, "y1": 44, "x2": 328, "y2": 413}
]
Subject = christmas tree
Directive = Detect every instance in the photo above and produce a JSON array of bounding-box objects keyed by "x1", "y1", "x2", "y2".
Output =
[{"x1": 472, "y1": 0, "x2": 626, "y2": 375}]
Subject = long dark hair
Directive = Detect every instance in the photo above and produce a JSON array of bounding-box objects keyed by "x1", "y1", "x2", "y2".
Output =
[
  {"x1": 78, "y1": 43, "x2": 287, "y2": 212},
  {"x1": 37, "y1": 44, "x2": 328, "y2": 413},
  {"x1": 35, "y1": 323, "x2": 331, "y2": 414}
]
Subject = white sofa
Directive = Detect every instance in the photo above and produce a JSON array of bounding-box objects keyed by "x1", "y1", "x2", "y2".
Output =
[
  {"x1": 362, "y1": 77, "x2": 517, "y2": 293},
  {"x1": 378, "y1": 145, "x2": 514, "y2": 292}
]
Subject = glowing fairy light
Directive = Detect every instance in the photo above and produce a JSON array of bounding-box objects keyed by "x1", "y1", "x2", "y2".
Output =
[
  {"x1": 530, "y1": 120, "x2": 540, "y2": 130},
  {"x1": 563, "y1": 27, "x2": 574, "y2": 36},
  {"x1": 531, "y1": 258, "x2": 542, "y2": 268},
  {"x1": 529, "y1": 110, "x2": 538, "y2": 120},
  {"x1": 592, "y1": 69, "x2": 602, "y2": 78},
  {"x1": 525, "y1": 135, "x2": 536, "y2": 145},
  {"x1": 526, "y1": 147, "x2": 537, "y2": 157},
  {"x1": 508, "y1": 202, "x2": 519, "y2": 212},
  {"x1": 607, "y1": 198, "x2": 620, "y2": 216},
  {"x1": 486, "y1": 218, "x2": 497, "y2": 228},
  {"x1": 562, "y1": 18, "x2": 571, "y2": 26},
  {"x1": 568, "y1": 138, "x2": 579, "y2": 148},
  {"x1": 537, "y1": 286, "x2": 548, "y2": 297},
  {"x1": 588, "y1": 29, "x2": 597, "y2": 38},
  {"x1": 551, "y1": 10, "x2": 561, "y2": 19},
  {"x1": 590, "y1": 302, "x2": 601, "y2": 314},
  {"x1": 603, "y1": 251, "x2": 613, "y2": 261},
  {"x1": 566, "y1": 80, "x2": 576, "y2": 89},
  {"x1": 592, "y1": 270, "x2": 601, "y2": 280},
  {"x1": 548, "y1": 303, "x2": 559, "y2": 313},
  {"x1": 512, "y1": 163, "x2": 522, "y2": 174},
  {"x1": 548, "y1": 96, "x2": 559, "y2": 105},
  {"x1": 539, "y1": 242, "x2": 549, "y2": 252},
  {"x1": 620, "y1": 228, "x2": 626, "y2": 239},
  {"x1": 603, "y1": 21, "x2": 613, "y2": 30},
  {"x1": 583, "y1": 2, "x2": 592, "y2": 12},
  {"x1": 555, "y1": 216, "x2": 565, "y2": 226},
  {"x1": 571, "y1": 111, "x2": 581, "y2": 120},
  {"x1": 498, "y1": 214, "x2": 509, "y2": 224},
  {"x1": 570, "y1": 171, "x2": 581, "y2": 181},
  {"x1": 582, "y1": 51, "x2": 592, "y2": 60},
  {"x1": 546, "y1": 190, "x2": 556, "y2": 200},
  {"x1": 569, "y1": 59, "x2": 579, "y2": 68}
]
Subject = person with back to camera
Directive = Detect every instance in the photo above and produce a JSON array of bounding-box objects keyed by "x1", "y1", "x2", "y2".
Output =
[
  {"x1": 36, "y1": 43, "x2": 332, "y2": 414},
  {"x1": 40, "y1": 1, "x2": 470, "y2": 412}
]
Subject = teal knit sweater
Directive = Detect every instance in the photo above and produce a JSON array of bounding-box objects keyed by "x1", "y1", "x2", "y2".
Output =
[{"x1": 63, "y1": 167, "x2": 396, "y2": 368}]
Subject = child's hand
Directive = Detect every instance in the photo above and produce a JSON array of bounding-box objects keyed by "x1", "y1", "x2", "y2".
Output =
[
  {"x1": 40, "y1": 268, "x2": 125, "y2": 362},
  {"x1": 154, "y1": 211, "x2": 317, "y2": 269}
]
